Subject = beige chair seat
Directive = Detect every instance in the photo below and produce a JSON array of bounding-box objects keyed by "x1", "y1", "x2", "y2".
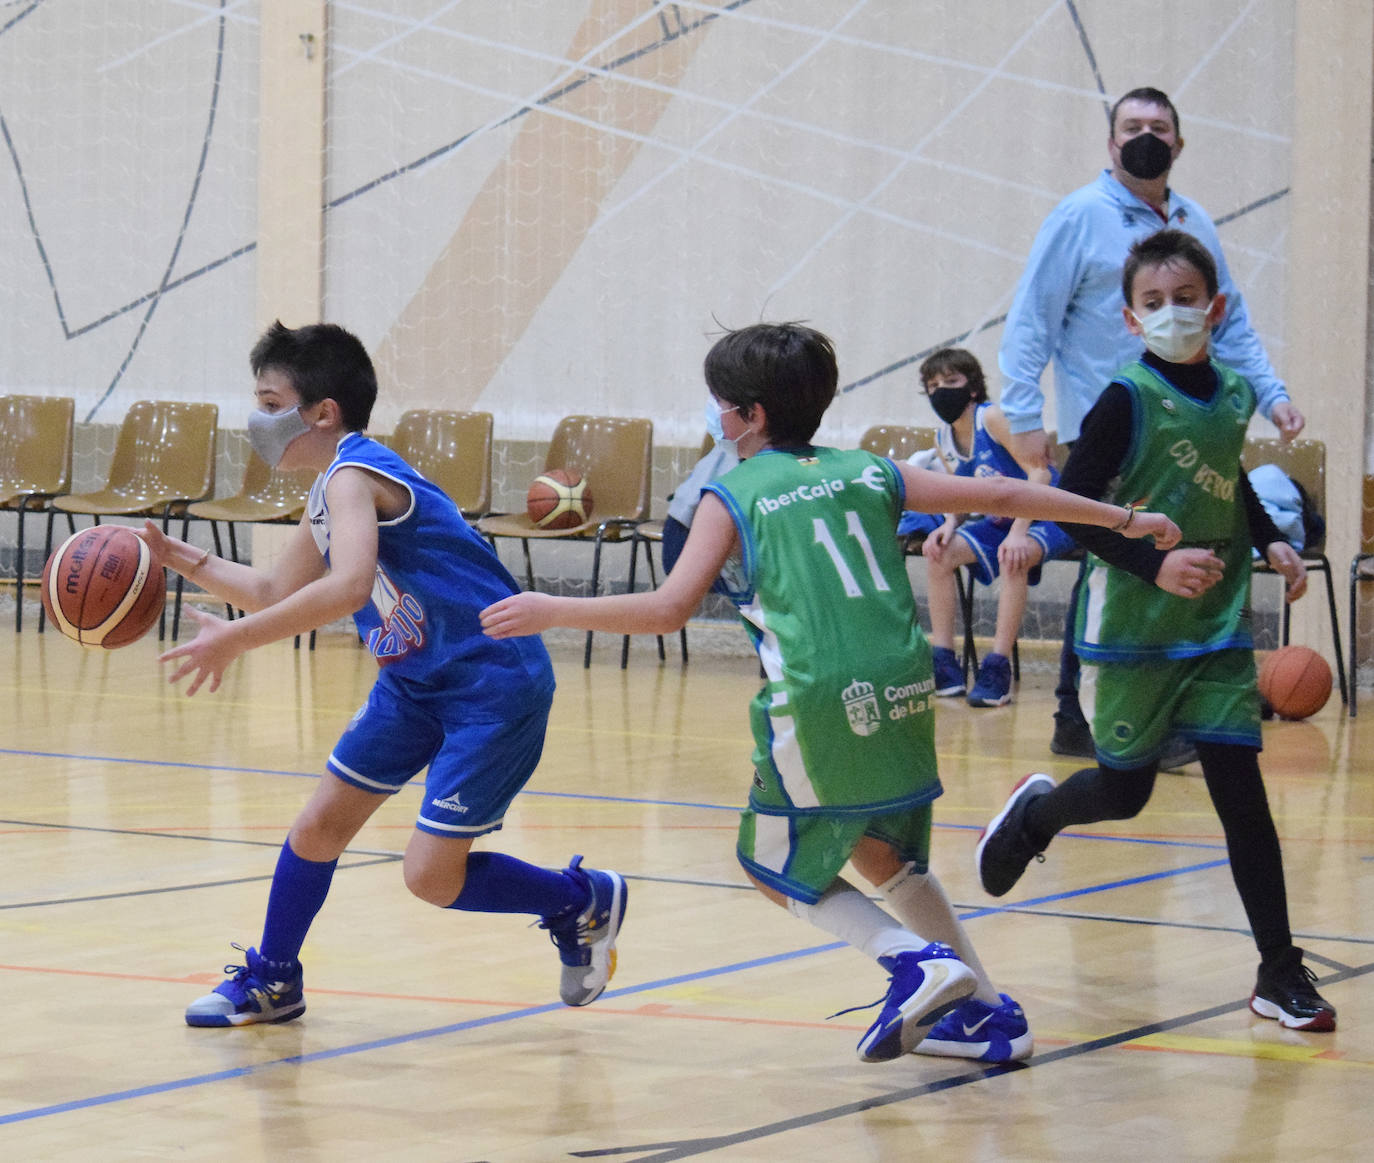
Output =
[
  {"x1": 477, "y1": 414, "x2": 653, "y2": 666},
  {"x1": 388, "y1": 409, "x2": 494, "y2": 521},
  {"x1": 51, "y1": 400, "x2": 218, "y2": 640},
  {"x1": 1, "y1": 394, "x2": 75, "y2": 631}
]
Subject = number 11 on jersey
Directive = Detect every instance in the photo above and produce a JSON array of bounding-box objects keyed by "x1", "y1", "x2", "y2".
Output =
[{"x1": 812, "y1": 511, "x2": 891, "y2": 597}]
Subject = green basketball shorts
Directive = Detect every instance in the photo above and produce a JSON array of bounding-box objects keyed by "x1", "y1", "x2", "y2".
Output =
[
  {"x1": 1081, "y1": 648, "x2": 1262, "y2": 769},
  {"x1": 736, "y1": 802, "x2": 933, "y2": 903}
]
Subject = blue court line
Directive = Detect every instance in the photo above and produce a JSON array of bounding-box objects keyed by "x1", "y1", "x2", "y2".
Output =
[
  {"x1": 1, "y1": 747, "x2": 1235, "y2": 853},
  {"x1": 0, "y1": 746, "x2": 320, "y2": 781},
  {"x1": 0, "y1": 942, "x2": 839, "y2": 1127},
  {"x1": 955, "y1": 859, "x2": 1232, "y2": 920},
  {"x1": 940, "y1": 819, "x2": 1227, "y2": 851},
  {"x1": 0, "y1": 852, "x2": 1255, "y2": 1127}
]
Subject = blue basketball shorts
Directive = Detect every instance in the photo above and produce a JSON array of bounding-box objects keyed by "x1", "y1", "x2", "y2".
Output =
[
  {"x1": 955, "y1": 516, "x2": 1077, "y2": 586},
  {"x1": 326, "y1": 670, "x2": 553, "y2": 838}
]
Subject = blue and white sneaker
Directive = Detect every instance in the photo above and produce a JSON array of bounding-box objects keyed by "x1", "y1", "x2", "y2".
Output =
[
  {"x1": 932, "y1": 646, "x2": 966, "y2": 697},
  {"x1": 913, "y1": 993, "x2": 1033, "y2": 1062},
  {"x1": 184, "y1": 944, "x2": 305, "y2": 1027},
  {"x1": 854, "y1": 943, "x2": 978, "y2": 1063},
  {"x1": 540, "y1": 854, "x2": 627, "y2": 1006},
  {"x1": 967, "y1": 652, "x2": 1012, "y2": 707}
]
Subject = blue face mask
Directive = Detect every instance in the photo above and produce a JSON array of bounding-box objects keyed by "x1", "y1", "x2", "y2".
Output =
[
  {"x1": 704, "y1": 396, "x2": 739, "y2": 443},
  {"x1": 247, "y1": 405, "x2": 310, "y2": 467},
  {"x1": 704, "y1": 397, "x2": 725, "y2": 441}
]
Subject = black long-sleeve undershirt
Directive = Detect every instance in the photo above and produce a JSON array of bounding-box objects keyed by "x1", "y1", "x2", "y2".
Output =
[{"x1": 1057, "y1": 350, "x2": 1286, "y2": 582}]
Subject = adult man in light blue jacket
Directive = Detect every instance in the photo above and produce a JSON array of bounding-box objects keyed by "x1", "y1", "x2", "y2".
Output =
[{"x1": 997, "y1": 87, "x2": 1304, "y2": 759}]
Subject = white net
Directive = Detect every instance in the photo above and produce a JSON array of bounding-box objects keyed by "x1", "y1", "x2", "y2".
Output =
[{"x1": 1, "y1": 1, "x2": 1325, "y2": 639}]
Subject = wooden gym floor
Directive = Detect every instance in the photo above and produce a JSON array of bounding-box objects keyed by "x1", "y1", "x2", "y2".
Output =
[{"x1": 0, "y1": 609, "x2": 1370, "y2": 1160}]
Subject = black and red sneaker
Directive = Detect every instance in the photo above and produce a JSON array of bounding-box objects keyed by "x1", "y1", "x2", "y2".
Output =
[{"x1": 1250, "y1": 946, "x2": 1337, "y2": 1031}]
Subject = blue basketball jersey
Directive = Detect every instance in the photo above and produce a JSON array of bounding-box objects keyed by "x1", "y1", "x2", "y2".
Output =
[
  {"x1": 307, "y1": 432, "x2": 553, "y2": 709},
  {"x1": 937, "y1": 403, "x2": 1059, "y2": 485},
  {"x1": 937, "y1": 403, "x2": 1060, "y2": 528}
]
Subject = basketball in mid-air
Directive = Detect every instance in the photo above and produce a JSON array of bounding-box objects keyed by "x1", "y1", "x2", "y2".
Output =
[
  {"x1": 41, "y1": 525, "x2": 166, "y2": 649},
  {"x1": 1257, "y1": 645, "x2": 1332, "y2": 720},
  {"x1": 526, "y1": 469, "x2": 594, "y2": 530}
]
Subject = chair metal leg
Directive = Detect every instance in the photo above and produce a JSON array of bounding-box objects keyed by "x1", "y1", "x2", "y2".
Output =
[
  {"x1": 957, "y1": 567, "x2": 976, "y2": 681},
  {"x1": 1319, "y1": 561, "x2": 1349, "y2": 706},
  {"x1": 642, "y1": 538, "x2": 669, "y2": 662},
  {"x1": 584, "y1": 529, "x2": 608, "y2": 668},
  {"x1": 14, "y1": 496, "x2": 31, "y2": 632},
  {"x1": 620, "y1": 533, "x2": 642, "y2": 669},
  {"x1": 208, "y1": 522, "x2": 237, "y2": 620},
  {"x1": 520, "y1": 539, "x2": 535, "y2": 592},
  {"x1": 1276, "y1": 559, "x2": 1347, "y2": 706},
  {"x1": 619, "y1": 532, "x2": 676, "y2": 668},
  {"x1": 39, "y1": 511, "x2": 73, "y2": 634},
  {"x1": 170, "y1": 511, "x2": 192, "y2": 641},
  {"x1": 37, "y1": 508, "x2": 57, "y2": 634},
  {"x1": 1350, "y1": 561, "x2": 1362, "y2": 718}
]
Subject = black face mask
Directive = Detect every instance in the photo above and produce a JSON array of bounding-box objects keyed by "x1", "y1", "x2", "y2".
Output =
[
  {"x1": 928, "y1": 386, "x2": 972, "y2": 424},
  {"x1": 1119, "y1": 132, "x2": 1172, "y2": 180}
]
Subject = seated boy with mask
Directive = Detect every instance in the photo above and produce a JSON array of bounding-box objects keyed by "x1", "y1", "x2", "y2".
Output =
[{"x1": 918, "y1": 348, "x2": 1077, "y2": 707}]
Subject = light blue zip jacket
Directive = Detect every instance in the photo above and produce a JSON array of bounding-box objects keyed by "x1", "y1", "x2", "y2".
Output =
[{"x1": 998, "y1": 170, "x2": 1288, "y2": 443}]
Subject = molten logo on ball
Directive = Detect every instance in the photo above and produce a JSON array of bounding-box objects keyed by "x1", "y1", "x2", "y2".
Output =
[
  {"x1": 526, "y1": 469, "x2": 594, "y2": 530},
  {"x1": 41, "y1": 526, "x2": 167, "y2": 649}
]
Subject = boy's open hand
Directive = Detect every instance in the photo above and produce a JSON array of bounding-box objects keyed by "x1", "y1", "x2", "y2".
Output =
[
  {"x1": 481, "y1": 592, "x2": 555, "y2": 638},
  {"x1": 158, "y1": 606, "x2": 242, "y2": 695},
  {"x1": 1126, "y1": 511, "x2": 1181, "y2": 549},
  {"x1": 1156, "y1": 547, "x2": 1225, "y2": 598},
  {"x1": 1265, "y1": 541, "x2": 1308, "y2": 602}
]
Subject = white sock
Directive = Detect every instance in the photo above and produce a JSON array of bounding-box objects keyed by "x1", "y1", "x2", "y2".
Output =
[
  {"x1": 787, "y1": 878, "x2": 925, "y2": 963},
  {"x1": 877, "y1": 863, "x2": 1000, "y2": 1005}
]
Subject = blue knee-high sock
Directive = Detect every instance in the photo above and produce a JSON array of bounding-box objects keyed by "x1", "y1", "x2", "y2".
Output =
[
  {"x1": 447, "y1": 852, "x2": 585, "y2": 918},
  {"x1": 259, "y1": 840, "x2": 337, "y2": 971}
]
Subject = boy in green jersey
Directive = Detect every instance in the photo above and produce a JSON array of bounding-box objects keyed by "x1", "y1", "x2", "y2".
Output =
[
  {"x1": 976, "y1": 230, "x2": 1336, "y2": 1031},
  {"x1": 482, "y1": 323, "x2": 1177, "y2": 1063}
]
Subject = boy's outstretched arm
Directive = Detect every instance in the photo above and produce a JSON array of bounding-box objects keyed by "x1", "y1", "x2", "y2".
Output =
[
  {"x1": 899, "y1": 464, "x2": 1181, "y2": 549},
  {"x1": 139, "y1": 514, "x2": 326, "y2": 614},
  {"x1": 483, "y1": 495, "x2": 737, "y2": 638},
  {"x1": 152, "y1": 467, "x2": 381, "y2": 695}
]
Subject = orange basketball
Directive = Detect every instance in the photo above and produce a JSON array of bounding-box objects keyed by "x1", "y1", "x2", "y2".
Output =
[
  {"x1": 1257, "y1": 645, "x2": 1332, "y2": 720},
  {"x1": 526, "y1": 469, "x2": 594, "y2": 530},
  {"x1": 40, "y1": 526, "x2": 166, "y2": 649}
]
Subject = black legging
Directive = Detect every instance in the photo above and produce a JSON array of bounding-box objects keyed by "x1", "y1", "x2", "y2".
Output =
[{"x1": 1021, "y1": 742, "x2": 1292, "y2": 962}]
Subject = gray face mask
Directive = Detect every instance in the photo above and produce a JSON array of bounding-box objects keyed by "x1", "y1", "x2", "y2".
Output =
[{"x1": 247, "y1": 406, "x2": 310, "y2": 467}]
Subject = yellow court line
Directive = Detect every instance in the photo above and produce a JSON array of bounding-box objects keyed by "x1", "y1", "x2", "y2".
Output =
[{"x1": 1125, "y1": 1031, "x2": 1368, "y2": 1065}]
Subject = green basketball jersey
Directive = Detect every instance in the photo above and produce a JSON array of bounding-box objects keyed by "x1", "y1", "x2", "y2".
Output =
[
  {"x1": 704, "y1": 446, "x2": 940, "y2": 816},
  {"x1": 1076, "y1": 359, "x2": 1256, "y2": 662}
]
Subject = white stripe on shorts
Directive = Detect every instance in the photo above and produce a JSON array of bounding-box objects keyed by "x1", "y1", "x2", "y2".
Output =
[
  {"x1": 752, "y1": 812, "x2": 793, "y2": 877},
  {"x1": 418, "y1": 814, "x2": 505, "y2": 834},
  {"x1": 326, "y1": 754, "x2": 396, "y2": 793}
]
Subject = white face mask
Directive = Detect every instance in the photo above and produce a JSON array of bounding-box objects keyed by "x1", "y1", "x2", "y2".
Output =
[
  {"x1": 247, "y1": 405, "x2": 310, "y2": 467},
  {"x1": 1132, "y1": 301, "x2": 1214, "y2": 363}
]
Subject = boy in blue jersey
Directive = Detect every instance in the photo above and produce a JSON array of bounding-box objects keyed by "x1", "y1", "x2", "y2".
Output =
[
  {"x1": 917, "y1": 348, "x2": 1077, "y2": 706},
  {"x1": 142, "y1": 321, "x2": 626, "y2": 1026},
  {"x1": 976, "y1": 231, "x2": 1336, "y2": 1031},
  {"x1": 482, "y1": 323, "x2": 1178, "y2": 1063}
]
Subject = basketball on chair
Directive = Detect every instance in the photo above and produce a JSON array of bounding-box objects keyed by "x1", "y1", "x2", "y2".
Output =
[
  {"x1": 41, "y1": 526, "x2": 167, "y2": 649},
  {"x1": 1257, "y1": 645, "x2": 1332, "y2": 720},
  {"x1": 526, "y1": 469, "x2": 594, "y2": 530}
]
